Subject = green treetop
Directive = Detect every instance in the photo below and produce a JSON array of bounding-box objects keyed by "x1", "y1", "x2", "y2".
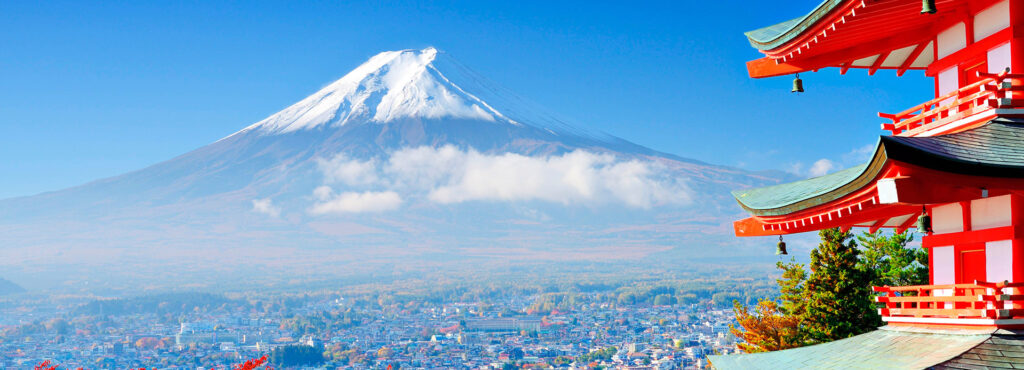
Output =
[{"x1": 802, "y1": 228, "x2": 880, "y2": 342}]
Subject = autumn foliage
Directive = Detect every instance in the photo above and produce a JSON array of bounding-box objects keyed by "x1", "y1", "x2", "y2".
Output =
[{"x1": 730, "y1": 297, "x2": 802, "y2": 352}]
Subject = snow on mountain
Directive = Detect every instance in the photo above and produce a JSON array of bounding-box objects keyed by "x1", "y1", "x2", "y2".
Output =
[
  {"x1": 240, "y1": 47, "x2": 509, "y2": 135},
  {"x1": 0, "y1": 47, "x2": 791, "y2": 291},
  {"x1": 233, "y1": 47, "x2": 619, "y2": 147}
]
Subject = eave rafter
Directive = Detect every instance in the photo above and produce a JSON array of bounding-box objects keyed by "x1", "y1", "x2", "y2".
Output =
[
  {"x1": 748, "y1": 26, "x2": 934, "y2": 78},
  {"x1": 897, "y1": 41, "x2": 930, "y2": 76},
  {"x1": 868, "y1": 218, "x2": 889, "y2": 234},
  {"x1": 868, "y1": 50, "x2": 891, "y2": 75},
  {"x1": 894, "y1": 212, "x2": 921, "y2": 234}
]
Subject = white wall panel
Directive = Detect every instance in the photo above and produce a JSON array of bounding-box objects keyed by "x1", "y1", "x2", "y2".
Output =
[
  {"x1": 987, "y1": 240, "x2": 1014, "y2": 282},
  {"x1": 933, "y1": 246, "x2": 955, "y2": 284},
  {"x1": 974, "y1": 0, "x2": 1010, "y2": 41},
  {"x1": 932, "y1": 202, "x2": 964, "y2": 234},
  {"x1": 989, "y1": 43, "x2": 1012, "y2": 73},
  {"x1": 938, "y1": 67, "x2": 960, "y2": 95},
  {"x1": 972, "y1": 195, "x2": 1012, "y2": 230},
  {"x1": 938, "y1": 23, "x2": 967, "y2": 59}
]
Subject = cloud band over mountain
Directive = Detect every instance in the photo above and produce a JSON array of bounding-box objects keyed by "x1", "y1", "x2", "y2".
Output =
[{"x1": 305, "y1": 145, "x2": 694, "y2": 214}]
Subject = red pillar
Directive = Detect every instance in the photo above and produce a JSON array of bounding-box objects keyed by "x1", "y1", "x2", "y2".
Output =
[
  {"x1": 1011, "y1": 0, "x2": 1024, "y2": 100},
  {"x1": 1013, "y1": 195, "x2": 1024, "y2": 285}
]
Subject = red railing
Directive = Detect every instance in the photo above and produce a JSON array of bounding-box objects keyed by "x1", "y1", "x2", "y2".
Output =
[
  {"x1": 878, "y1": 69, "x2": 1024, "y2": 136},
  {"x1": 873, "y1": 280, "x2": 1024, "y2": 321}
]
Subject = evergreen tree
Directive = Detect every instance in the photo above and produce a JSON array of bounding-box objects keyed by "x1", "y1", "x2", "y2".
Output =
[
  {"x1": 857, "y1": 231, "x2": 928, "y2": 287},
  {"x1": 803, "y1": 228, "x2": 880, "y2": 342},
  {"x1": 776, "y1": 259, "x2": 807, "y2": 317}
]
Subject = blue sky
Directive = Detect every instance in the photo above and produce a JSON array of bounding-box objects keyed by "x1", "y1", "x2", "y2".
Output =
[{"x1": 0, "y1": 0, "x2": 935, "y2": 199}]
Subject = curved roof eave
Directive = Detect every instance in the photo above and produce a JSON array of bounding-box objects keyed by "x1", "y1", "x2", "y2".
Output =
[
  {"x1": 744, "y1": 0, "x2": 846, "y2": 51},
  {"x1": 731, "y1": 143, "x2": 885, "y2": 217},
  {"x1": 732, "y1": 118, "x2": 1024, "y2": 217}
]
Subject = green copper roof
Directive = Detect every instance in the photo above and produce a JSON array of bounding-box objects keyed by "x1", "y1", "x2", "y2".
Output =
[
  {"x1": 733, "y1": 118, "x2": 1024, "y2": 217},
  {"x1": 745, "y1": 0, "x2": 845, "y2": 51},
  {"x1": 732, "y1": 163, "x2": 870, "y2": 215},
  {"x1": 709, "y1": 326, "x2": 992, "y2": 369}
]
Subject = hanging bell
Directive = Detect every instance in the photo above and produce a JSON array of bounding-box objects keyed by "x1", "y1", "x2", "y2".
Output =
[
  {"x1": 916, "y1": 206, "x2": 932, "y2": 233},
  {"x1": 921, "y1": 0, "x2": 937, "y2": 14},
  {"x1": 776, "y1": 236, "x2": 788, "y2": 255},
  {"x1": 791, "y1": 74, "x2": 804, "y2": 93}
]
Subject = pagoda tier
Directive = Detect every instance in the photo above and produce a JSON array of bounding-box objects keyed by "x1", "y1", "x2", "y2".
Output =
[
  {"x1": 733, "y1": 117, "x2": 1024, "y2": 237},
  {"x1": 745, "y1": 0, "x2": 1023, "y2": 79},
  {"x1": 732, "y1": 116, "x2": 1024, "y2": 328}
]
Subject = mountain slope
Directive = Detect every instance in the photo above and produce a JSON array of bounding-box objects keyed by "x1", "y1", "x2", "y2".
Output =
[
  {"x1": 0, "y1": 278, "x2": 25, "y2": 296},
  {"x1": 0, "y1": 47, "x2": 789, "y2": 292}
]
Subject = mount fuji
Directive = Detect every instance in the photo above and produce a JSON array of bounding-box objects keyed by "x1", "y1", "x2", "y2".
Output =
[{"x1": 0, "y1": 47, "x2": 788, "y2": 291}]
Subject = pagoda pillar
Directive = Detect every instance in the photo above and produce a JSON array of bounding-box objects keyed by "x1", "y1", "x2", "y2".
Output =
[{"x1": 1011, "y1": 0, "x2": 1024, "y2": 99}]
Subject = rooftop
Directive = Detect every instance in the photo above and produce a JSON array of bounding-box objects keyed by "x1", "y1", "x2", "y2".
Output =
[{"x1": 709, "y1": 326, "x2": 996, "y2": 369}]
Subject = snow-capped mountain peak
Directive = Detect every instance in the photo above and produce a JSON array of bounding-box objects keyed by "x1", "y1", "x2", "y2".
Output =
[{"x1": 240, "y1": 47, "x2": 519, "y2": 135}]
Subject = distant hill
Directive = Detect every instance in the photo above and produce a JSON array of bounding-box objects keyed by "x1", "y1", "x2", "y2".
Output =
[{"x1": 0, "y1": 278, "x2": 25, "y2": 295}]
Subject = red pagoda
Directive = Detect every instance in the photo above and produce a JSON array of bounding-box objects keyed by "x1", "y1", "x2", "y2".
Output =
[{"x1": 711, "y1": 0, "x2": 1024, "y2": 368}]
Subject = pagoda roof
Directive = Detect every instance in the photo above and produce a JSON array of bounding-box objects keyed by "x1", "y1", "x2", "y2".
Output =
[
  {"x1": 742, "y1": 0, "x2": 1006, "y2": 78},
  {"x1": 744, "y1": 0, "x2": 844, "y2": 51},
  {"x1": 708, "y1": 326, "x2": 996, "y2": 369},
  {"x1": 734, "y1": 118, "x2": 1024, "y2": 218}
]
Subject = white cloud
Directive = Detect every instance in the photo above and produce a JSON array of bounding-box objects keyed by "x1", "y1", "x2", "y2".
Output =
[
  {"x1": 251, "y1": 198, "x2": 281, "y2": 218},
  {"x1": 395, "y1": 146, "x2": 690, "y2": 208},
  {"x1": 313, "y1": 185, "x2": 334, "y2": 201},
  {"x1": 786, "y1": 162, "x2": 804, "y2": 176},
  {"x1": 309, "y1": 189, "x2": 403, "y2": 214},
  {"x1": 786, "y1": 144, "x2": 872, "y2": 178},
  {"x1": 383, "y1": 145, "x2": 466, "y2": 189},
  {"x1": 310, "y1": 145, "x2": 692, "y2": 211},
  {"x1": 316, "y1": 154, "x2": 379, "y2": 186},
  {"x1": 808, "y1": 158, "x2": 835, "y2": 177},
  {"x1": 843, "y1": 143, "x2": 875, "y2": 164}
]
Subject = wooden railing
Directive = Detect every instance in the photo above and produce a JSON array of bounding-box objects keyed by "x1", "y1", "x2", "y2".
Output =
[
  {"x1": 874, "y1": 280, "x2": 1024, "y2": 321},
  {"x1": 878, "y1": 68, "x2": 1024, "y2": 135}
]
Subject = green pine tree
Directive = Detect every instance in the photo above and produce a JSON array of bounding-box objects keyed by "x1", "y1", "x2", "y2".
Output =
[
  {"x1": 776, "y1": 259, "x2": 807, "y2": 318},
  {"x1": 857, "y1": 230, "x2": 928, "y2": 287},
  {"x1": 802, "y1": 228, "x2": 880, "y2": 342}
]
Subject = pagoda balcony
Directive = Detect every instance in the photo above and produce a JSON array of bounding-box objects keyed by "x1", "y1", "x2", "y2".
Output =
[
  {"x1": 879, "y1": 70, "x2": 1024, "y2": 136},
  {"x1": 874, "y1": 281, "x2": 1024, "y2": 328}
]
